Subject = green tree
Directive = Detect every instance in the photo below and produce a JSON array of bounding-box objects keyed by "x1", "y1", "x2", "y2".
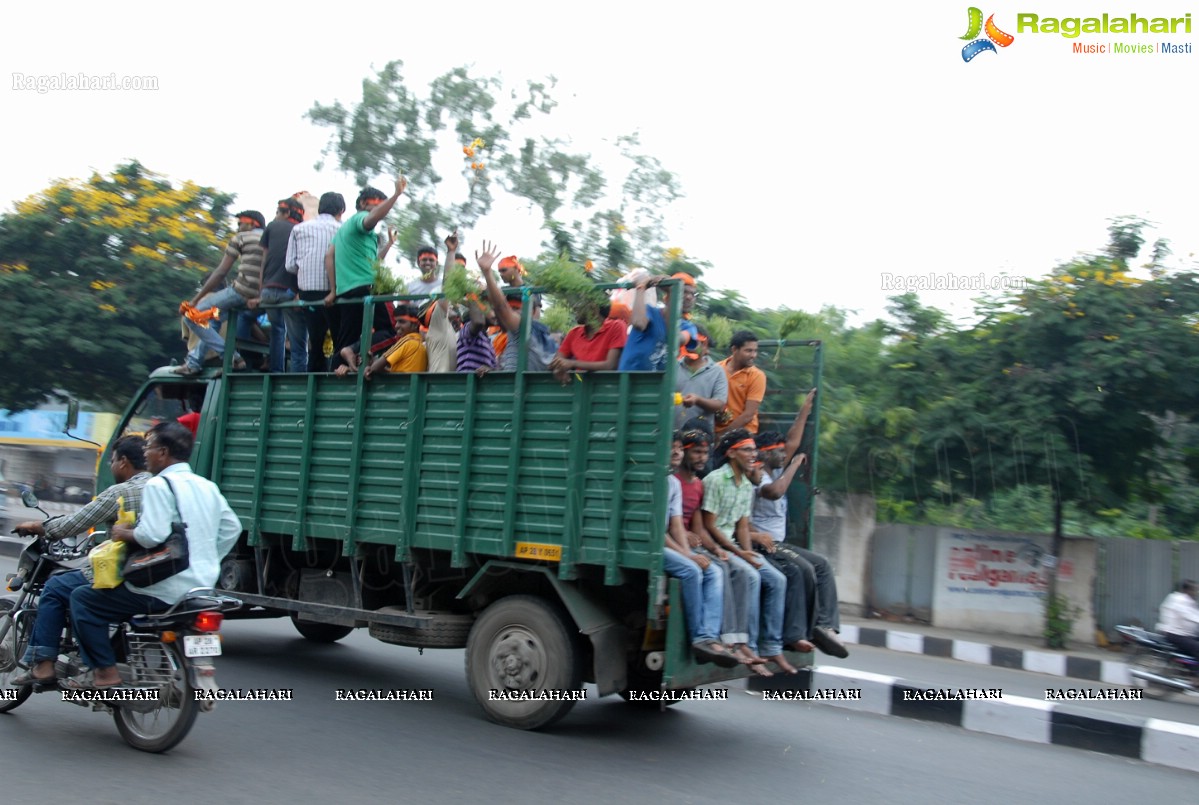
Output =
[
  {"x1": 308, "y1": 63, "x2": 680, "y2": 271},
  {"x1": 0, "y1": 162, "x2": 232, "y2": 411}
]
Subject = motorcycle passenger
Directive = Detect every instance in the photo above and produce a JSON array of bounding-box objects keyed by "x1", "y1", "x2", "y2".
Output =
[
  {"x1": 65, "y1": 421, "x2": 241, "y2": 690},
  {"x1": 10, "y1": 436, "x2": 151, "y2": 688},
  {"x1": 1157, "y1": 579, "x2": 1199, "y2": 662}
]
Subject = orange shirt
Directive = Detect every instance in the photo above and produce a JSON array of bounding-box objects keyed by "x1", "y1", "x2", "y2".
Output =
[{"x1": 717, "y1": 358, "x2": 766, "y2": 434}]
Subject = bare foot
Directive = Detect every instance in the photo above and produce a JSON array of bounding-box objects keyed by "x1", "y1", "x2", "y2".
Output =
[
  {"x1": 763, "y1": 654, "x2": 799, "y2": 674},
  {"x1": 734, "y1": 645, "x2": 766, "y2": 665},
  {"x1": 339, "y1": 347, "x2": 359, "y2": 371},
  {"x1": 788, "y1": 639, "x2": 816, "y2": 653},
  {"x1": 748, "y1": 662, "x2": 774, "y2": 678}
]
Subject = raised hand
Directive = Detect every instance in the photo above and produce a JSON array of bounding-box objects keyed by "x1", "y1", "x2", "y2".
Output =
[
  {"x1": 445, "y1": 229, "x2": 459, "y2": 253},
  {"x1": 476, "y1": 240, "x2": 501, "y2": 273}
]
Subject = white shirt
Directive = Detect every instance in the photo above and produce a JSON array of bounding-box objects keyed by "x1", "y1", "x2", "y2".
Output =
[
  {"x1": 285, "y1": 213, "x2": 340, "y2": 292},
  {"x1": 129, "y1": 462, "x2": 242, "y2": 604},
  {"x1": 1157, "y1": 591, "x2": 1199, "y2": 636}
]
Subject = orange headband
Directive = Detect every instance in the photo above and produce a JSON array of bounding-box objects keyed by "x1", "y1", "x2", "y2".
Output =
[
  {"x1": 730, "y1": 438, "x2": 756, "y2": 451},
  {"x1": 671, "y1": 272, "x2": 696, "y2": 286},
  {"x1": 237, "y1": 216, "x2": 259, "y2": 226},
  {"x1": 362, "y1": 198, "x2": 383, "y2": 207},
  {"x1": 758, "y1": 442, "x2": 785, "y2": 451}
]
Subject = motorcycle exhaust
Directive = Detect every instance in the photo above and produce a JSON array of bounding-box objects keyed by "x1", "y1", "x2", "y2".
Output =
[{"x1": 1129, "y1": 667, "x2": 1194, "y2": 691}]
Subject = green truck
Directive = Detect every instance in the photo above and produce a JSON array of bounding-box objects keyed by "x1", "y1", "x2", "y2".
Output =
[{"x1": 94, "y1": 290, "x2": 823, "y2": 729}]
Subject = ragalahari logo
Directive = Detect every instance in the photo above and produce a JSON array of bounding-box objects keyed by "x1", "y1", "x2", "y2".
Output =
[{"x1": 961, "y1": 7, "x2": 1015, "y2": 61}]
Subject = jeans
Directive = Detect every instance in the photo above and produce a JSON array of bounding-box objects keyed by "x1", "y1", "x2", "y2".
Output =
[
  {"x1": 699, "y1": 551, "x2": 759, "y2": 648},
  {"x1": 259, "y1": 287, "x2": 308, "y2": 373},
  {"x1": 69, "y1": 583, "x2": 169, "y2": 669},
  {"x1": 183, "y1": 286, "x2": 249, "y2": 370},
  {"x1": 752, "y1": 557, "x2": 788, "y2": 657},
  {"x1": 663, "y1": 547, "x2": 723, "y2": 644},
  {"x1": 762, "y1": 547, "x2": 816, "y2": 647},
  {"x1": 27, "y1": 570, "x2": 89, "y2": 665}
]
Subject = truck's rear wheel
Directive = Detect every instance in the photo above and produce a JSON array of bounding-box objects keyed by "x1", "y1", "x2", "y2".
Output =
[
  {"x1": 290, "y1": 613, "x2": 354, "y2": 643},
  {"x1": 465, "y1": 595, "x2": 582, "y2": 730}
]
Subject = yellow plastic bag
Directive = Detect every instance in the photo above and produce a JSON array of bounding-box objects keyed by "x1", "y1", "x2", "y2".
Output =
[{"x1": 90, "y1": 539, "x2": 127, "y2": 589}]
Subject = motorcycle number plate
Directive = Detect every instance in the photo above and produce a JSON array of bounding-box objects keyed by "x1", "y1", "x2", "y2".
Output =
[{"x1": 183, "y1": 635, "x2": 222, "y2": 657}]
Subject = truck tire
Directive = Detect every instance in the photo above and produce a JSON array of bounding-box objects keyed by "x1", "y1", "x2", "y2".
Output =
[
  {"x1": 465, "y1": 595, "x2": 582, "y2": 730},
  {"x1": 369, "y1": 613, "x2": 474, "y2": 648},
  {"x1": 289, "y1": 613, "x2": 354, "y2": 643}
]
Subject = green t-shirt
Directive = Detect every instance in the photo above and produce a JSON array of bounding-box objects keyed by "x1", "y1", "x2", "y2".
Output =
[{"x1": 332, "y1": 210, "x2": 378, "y2": 294}]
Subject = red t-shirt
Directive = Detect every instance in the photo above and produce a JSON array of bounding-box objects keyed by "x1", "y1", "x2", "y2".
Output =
[
  {"x1": 558, "y1": 318, "x2": 627, "y2": 363},
  {"x1": 674, "y1": 473, "x2": 705, "y2": 524}
]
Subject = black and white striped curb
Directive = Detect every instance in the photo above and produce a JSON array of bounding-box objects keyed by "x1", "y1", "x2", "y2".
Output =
[
  {"x1": 840, "y1": 623, "x2": 1131, "y2": 686},
  {"x1": 748, "y1": 666, "x2": 1199, "y2": 774}
]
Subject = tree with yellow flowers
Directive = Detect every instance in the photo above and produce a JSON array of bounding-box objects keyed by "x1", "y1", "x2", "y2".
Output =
[{"x1": 0, "y1": 161, "x2": 233, "y2": 410}]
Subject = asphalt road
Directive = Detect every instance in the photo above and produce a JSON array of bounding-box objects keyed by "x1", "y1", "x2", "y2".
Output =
[
  {"x1": 1, "y1": 601, "x2": 1196, "y2": 803},
  {"x1": 820, "y1": 641, "x2": 1199, "y2": 725}
]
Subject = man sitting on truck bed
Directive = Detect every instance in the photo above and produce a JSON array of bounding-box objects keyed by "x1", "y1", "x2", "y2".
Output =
[
  {"x1": 749, "y1": 393, "x2": 848, "y2": 659},
  {"x1": 674, "y1": 429, "x2": 769, "y2": 674},
  {"x1": 478, "y1": 242, "x2": 555, "y2": 371},
  {"x1": 704, "y1": 428, "x2": 795, "y2": 676}
]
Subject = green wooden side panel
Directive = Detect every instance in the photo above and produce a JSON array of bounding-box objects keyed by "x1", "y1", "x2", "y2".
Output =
[{"x1": 210, "y1": 371, "x2": 669, "y2": 576}]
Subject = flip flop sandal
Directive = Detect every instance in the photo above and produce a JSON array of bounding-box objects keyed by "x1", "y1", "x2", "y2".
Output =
[
  {"x1": 62, "y1": 672, "x2": 123, "y2": 692},
  {"x1": 692, "y1": 642, "x2": 741, "y2": 669}
]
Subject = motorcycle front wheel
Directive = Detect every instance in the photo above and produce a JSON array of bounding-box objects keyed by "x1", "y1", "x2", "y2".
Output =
[
  {"x1": 112, "y1": 634, "x2": 198, "y2": 752},
  {"x1": 0, "y1": 600, "x2": 34, "y2": 713}
]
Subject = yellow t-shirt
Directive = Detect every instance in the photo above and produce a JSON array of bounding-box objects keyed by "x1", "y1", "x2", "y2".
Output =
[{"x1": 382, "y1": 333, "x2": 428, "y2": 373}]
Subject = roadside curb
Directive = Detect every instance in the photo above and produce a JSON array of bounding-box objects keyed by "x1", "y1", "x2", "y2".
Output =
[
  {"x1": 839, "y1": 623, "x2": 1131, "y2": 686},
  {"x1": 747, "y1": 666, "x2": 1199, "y2": 774}
]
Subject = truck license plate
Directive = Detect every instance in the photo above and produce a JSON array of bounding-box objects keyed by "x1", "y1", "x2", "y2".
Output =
[{"x1": 183, "y1": 635, "x2": 222, "y2": 657}]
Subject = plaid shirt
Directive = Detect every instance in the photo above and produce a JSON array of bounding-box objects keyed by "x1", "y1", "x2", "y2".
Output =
[
  {"x1": 701, "y1": 463, "x2": 753, "y2": 539},
  {"x1": 43, "y1": 472, "x2": 152, "y2": 540}
]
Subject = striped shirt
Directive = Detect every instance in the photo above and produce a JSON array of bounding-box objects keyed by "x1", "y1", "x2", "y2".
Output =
[
  {"x1": 457, "y1": 325, "x2": 497, "y2": 372},
  {"x1": 284, "y1": 213, "x2": 341, "y2": 293},
  {"x1": 44, "y1": 471, "x2": 152, "y2": 540},
  {"x1": 227, "y1": 230, "x2": 265, "y2": 299}
]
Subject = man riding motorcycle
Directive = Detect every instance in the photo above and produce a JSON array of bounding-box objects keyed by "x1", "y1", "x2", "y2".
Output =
[
  {"x1": 10, "y1": 435, "x2": 150, "y2": 688},
  {"x1": 1156, "y1": 579, "x2": 1199, "y2": 663}
]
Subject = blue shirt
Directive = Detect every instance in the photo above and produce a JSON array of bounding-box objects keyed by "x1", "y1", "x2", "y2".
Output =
[{"x1": 618, "y1": 305, "x2": 667, "y2": 371}]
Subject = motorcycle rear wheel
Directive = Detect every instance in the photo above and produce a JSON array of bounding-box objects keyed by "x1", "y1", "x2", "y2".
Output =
[
  {"x1": 0, "y1": 600, "x2": 34, "y2": 713},
  {"x1": 1129, "y1": 650, "x2": 1176, "y2": 700},
  {"x1": 111, "y1": 636, "x2": 198, "y2": 752}
]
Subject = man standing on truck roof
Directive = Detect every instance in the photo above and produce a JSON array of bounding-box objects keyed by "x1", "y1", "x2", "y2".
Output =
[
  {"x1": 286, "y1": 191, "x2": 345, "y2": 372},
  {"x1": 704, "y1": 428, "x2": 795, "y2": 676},
  {"x1": 254, "y1": 198, "x2": 307, "y2": 373},
  {"x1": 324, "y1": 177, "x2": 407, "y2": 370},
  {"x1": 715, "y1": 330, "x2": 767, "y2": 437},
  {"x1": 68, "y1": 421, "x2": 242, "y2": 691},
  {"x1": 9, "y1": 436, "x2": 151, "y2": 688},
  {"x1": 174, "y1": 210, "x2": 266, "y2": 376}
]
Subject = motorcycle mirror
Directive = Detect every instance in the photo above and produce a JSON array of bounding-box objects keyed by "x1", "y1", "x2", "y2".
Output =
[
  {"x1": 65, "y1": 399, "x2": 79, "y2": 431},
  {"x1": 21, "y1": 489, "x2": 40, "y2": 509}
]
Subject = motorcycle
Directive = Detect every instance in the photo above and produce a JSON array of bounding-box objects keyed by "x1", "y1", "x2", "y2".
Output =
[
  {"x1": 0, "y1": 491, "x2": 241, "y2": 752},
  {"x1": 1116, "y1": 624, "x2": 1199, "y2": 699}
]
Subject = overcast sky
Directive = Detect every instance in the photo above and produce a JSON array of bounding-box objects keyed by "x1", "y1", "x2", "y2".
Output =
[{"x1": 4, "y1": 1, "x2": 1196, "y2": 325}]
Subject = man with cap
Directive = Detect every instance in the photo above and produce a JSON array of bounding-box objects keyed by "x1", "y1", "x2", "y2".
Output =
[{"x1": 175, "y1": 209, "x2": 266, "y2": 375}]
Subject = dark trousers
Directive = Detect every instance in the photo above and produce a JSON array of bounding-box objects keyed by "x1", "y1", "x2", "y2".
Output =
[
  {"x1": 1165, "y1": 632, "x2": 1199, "y2": 663},
  {"x1": 761, "y1": 547, "x2": 816, "y2": 645},
  {"x1": 783, "y1": 544, "x2": 841, "y2": 631},
  {"x1": 328, "y1": 285, "x2": 372, "y2": 370},
  {"x1": 300, "y1": 290, "x2": 331, "y2": 372}
]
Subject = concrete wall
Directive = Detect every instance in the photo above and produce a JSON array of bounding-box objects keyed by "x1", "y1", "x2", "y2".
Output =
[{"x1": 811, "y1": 494, "x2": 875, "y2": 618}]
